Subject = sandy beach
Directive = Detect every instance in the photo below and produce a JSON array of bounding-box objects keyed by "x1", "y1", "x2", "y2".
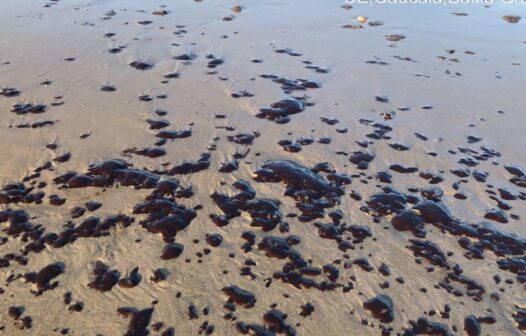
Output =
[{"x1": 1, "y1": 0, "x2": 526, "y2": 335}]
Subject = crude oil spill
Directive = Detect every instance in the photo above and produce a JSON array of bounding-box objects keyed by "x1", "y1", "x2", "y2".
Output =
[
  {"x1": 222, "y1": 285, "x2": 256, "y2": 308},
  {"x1": 24, "y1": 262, "x2": 65, "y2": 294},
  {"x1": 363, "y1": 295, "x2": 394, "y2": 323},
  {"x1": 87, "y1": 261, "x2": 120, "y2": 292},
  {"x1": 256, "y1": 98, "x2": 306, "y2": 124},
  {"x1": 160, "y1": 242, "x2": 184, "y2": 260},
  {"x1": 0, "y1": 1, "x2": 525, "y2": 335},
  {"x1": 11, "y1": 103, "x2": 47, "y2": 115},
  {"x1": 129, "y1": 61, "x2": 153, "y2": 70}
]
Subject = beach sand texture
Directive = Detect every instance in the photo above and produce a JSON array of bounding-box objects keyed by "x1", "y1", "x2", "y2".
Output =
[{"x1": 1, "y1": 0, "x2": 526, "y2": 335}]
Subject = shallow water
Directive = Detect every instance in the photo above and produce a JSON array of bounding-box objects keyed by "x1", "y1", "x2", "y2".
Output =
[{"x1": 1, "y1": 0, "x2": 526, "y2": 335}]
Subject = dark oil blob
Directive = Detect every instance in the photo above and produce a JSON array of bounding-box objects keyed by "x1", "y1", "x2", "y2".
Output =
[
  {"x1": 87, "y1": 261, "x2": 120, "y2": 292},
  {"x1": 256, "y1": 98, "x2": 305, "y2": 124},
  {"x1": 32, "y1": 262, "x2": 64, "y2": 292},
  {"x1": 11, "y1": 103, "x2": 46, "y2": 115},
  {"x1": 254, "y1": 160, "x2": 343, "y2": 222},
  {"x1": 222, "y1": 285, "x2": 256, "y2": 308},
  {"x1": 205, "y1": 234, "x2": 223, "y2": 247},
  {"x1": 363, "y1": 294, "x2": 394, "y2": 323},
  {"x1": 118, "y1": 267, "x2": 141, "y2": 288},
  {"x1": 464, "y1": 315, "x2": 481, "y2": 336},
  {"x1": 118, "y1": 307, "x2": 154, "y2": 335},
  {"x1": 160, "y1": 243, "x2": 184, "y2": 260},
  {"x1": 169, "y1": 153, "x2": 210, "y2": 175},
  {"x1": 129, "y1": 61, "x2": 153, "y2": 70},
  {"x1": 407, "y1": 239, "x2": 449, "y2": 268}
]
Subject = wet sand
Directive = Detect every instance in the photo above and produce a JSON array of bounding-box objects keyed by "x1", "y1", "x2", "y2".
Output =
[{"x1": 1, "y1": 0, "x2": 526, "y2": 335}]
